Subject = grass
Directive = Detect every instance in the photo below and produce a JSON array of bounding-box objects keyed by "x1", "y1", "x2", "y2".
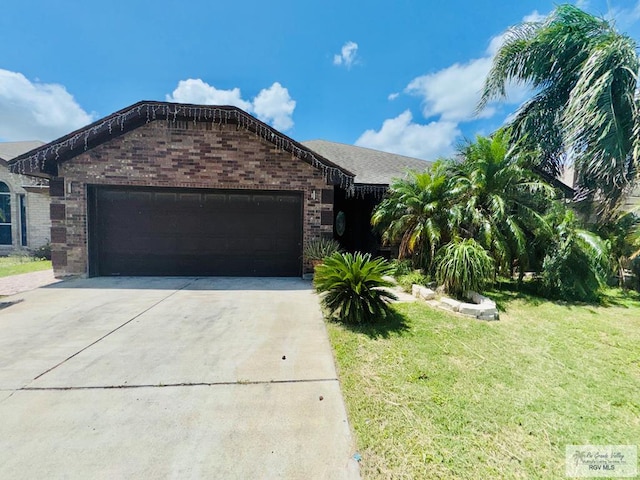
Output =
[
  {"x1": 327, "y1": 288, "x2": 640, "y2": 479},
  {"x1": 0, "y1": 255, "x2": 52, "y2": 278}
]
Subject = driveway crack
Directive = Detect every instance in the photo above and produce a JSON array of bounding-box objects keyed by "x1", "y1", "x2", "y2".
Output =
[
  {"x1": 17, "y1": 378, "x2": 340, "y2": 391},
  {"x1": 29, "y1": 280, "x2": 195, "y2": 383}
]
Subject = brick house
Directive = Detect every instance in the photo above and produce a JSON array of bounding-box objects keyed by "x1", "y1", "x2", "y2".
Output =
[
  {"x1": 0, "y1": 141, "x2": 50, "y2": 254},
  {"x1": 10, "y1": 102, "x2": 354, "y2": 277}
]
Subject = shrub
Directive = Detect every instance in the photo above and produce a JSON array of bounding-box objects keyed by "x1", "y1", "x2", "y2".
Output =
[
  {"x1": 536, "y1": 208, "x2": 610, "y2": 302},
  {"x1": 390, "y1": 258, "x2": 414, "y2": 277},
  {"x1": 396, "y1": 271, "x2": 431, "y2": 293},
  {"x1": 313, "y1": 252, "x2": 398, "y2": 324},
  {"x1": 540, "y1": 227, "x2": 609, "y2": 302},
  {"x1": 303, "y1": 238, "x2": 342, "y2": 263},
  {"x1": 435, "y1": 239, "x2": 495, "y2": 299},
  {"x1": 31, "y1": 242, "x2": 52, "y2": 260}
]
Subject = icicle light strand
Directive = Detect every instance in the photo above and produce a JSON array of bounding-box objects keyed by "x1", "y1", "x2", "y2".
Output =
[{"x1": 9, "y1": 102, "x2": 358, "y2": 192}]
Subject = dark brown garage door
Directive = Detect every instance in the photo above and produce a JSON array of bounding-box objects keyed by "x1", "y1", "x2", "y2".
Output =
[{"x1": 88, "y1": 186, "x2": 303, "y2": 276}]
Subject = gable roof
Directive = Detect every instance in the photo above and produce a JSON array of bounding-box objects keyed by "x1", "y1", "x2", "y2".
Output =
[
  {"x1": 303, "y1": 140, "x2": 432, "y2": 191},
  {"x1": 9, "y1": 101, "x2": 355, "y2": 190}
]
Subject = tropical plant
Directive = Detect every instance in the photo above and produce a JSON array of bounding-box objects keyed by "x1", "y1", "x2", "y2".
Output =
[
  {"x1": 540, "y1": 207, "x2": 610, "y2": 301},
  {"x1": 372, "y1": 160, "x2": 457, "y2": 270},
  {"x1": 396, "y1": 270, "x2": 431, "y2": 294},
  {"x1": 594, "y1": 209, "x2": 640, "y2": 287},
  {"x1": 435, "y1": 239, "x2": 495, "y2": 299},
  {"x1": 450, "y1": 132, "x2": 556, "y2": 277},
  {"x1": 303, "y1": 237, "x2": 341, "y2": 263},
  {"x1": 479, "y1": 4, "x2": 640, "y2": 218},
  {"x1": 313, "y1": 252, "x2": 397, "y2": 324}
]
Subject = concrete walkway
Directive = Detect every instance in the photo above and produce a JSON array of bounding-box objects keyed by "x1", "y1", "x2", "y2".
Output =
[
  {"x1": 0, "y1": 277, "x2": 360, "y2": 479},
  {"x1": 0, "y1": 269, "x2": 60, "y2": 296}
]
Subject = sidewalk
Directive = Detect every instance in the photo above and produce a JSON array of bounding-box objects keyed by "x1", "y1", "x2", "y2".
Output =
[{"x1": 0, "y1": 269, "x2": 61, "y2": 297}]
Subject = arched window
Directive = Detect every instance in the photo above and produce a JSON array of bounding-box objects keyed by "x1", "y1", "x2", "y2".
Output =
[{"x1": 0, "y1": 182, "x2": 11, "y2": 245}]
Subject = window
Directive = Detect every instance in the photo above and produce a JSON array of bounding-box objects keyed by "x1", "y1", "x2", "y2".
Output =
[
  {"x1": 19, "y1": 194, "x2": 27, "y2": 246},
  {"x1": 0, "y1": 182, "x2": 11, "y2": 245}
]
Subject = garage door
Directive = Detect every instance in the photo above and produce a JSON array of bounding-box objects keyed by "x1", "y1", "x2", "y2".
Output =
[{"x1": 88, "y1": 186, "x2": 303, "y2": 276}]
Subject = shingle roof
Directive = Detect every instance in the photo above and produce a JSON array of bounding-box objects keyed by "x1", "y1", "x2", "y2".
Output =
[
  {"x1": 0, "y1": 141, "x2": 44, "y2": 161},
  {"x1": 302, "y1": 140, "x2": 432, "y2": 186}
]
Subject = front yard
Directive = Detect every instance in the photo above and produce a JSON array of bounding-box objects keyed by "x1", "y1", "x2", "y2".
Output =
[
  {"x1": 328, "y1": 288, "x2": 640, "y2": 479},
  {"x1": 0, "y1": 256, "x2": 52, "y2": 278}
]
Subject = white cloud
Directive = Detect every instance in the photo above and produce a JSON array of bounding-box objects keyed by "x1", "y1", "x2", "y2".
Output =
[
  {"x1": 252, "y1": 82, "x2": 296, "y2": 131},
  {"x1": 167, "y1": 79, "x2": 296, "y2": 131},
  {"x1": 575, "y1": 0, "x2": 590, "y2": 9},
  {"x1": 405, "y1": 28, "x2": 531, "y2": 123},
  {"x1": 606, "y1": 1, "x2": 640, "y2": 29},
  {"x1": 166, "y1": 79, "x2": 252, "y2": 111},
  {"x1": 356, "y1": 10, "x2": 544, "y2": 161},
  {"x1": 355, "y1": 110, "x2": 460, "y2": 160},
  {"x1": 405, "y1": 57, "x2": 496, "y2": 122},
  {"x1": 0, "y1": 69, "x2": 94, "y2": 142},
  {"x1": 388, "y1": 92, "x2": 399, "y2": 101},
  {"x1": 333, "y1": 41, "x2": 359, "y2": 68},
  {"x1": 523, "y1": 10, "x2": 546, "y2": 23}
]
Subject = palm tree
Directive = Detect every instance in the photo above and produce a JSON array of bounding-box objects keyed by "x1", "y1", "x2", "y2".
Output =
[
  {"x1": 451, "y1": 132, "x2": 556, "y2": 277},
  {"x1": 372, "y1": 161, "x2": 458, "y2": 270},
  {"x1": 595, "y1": 208, "x2": 640, "y2": 287},
  {"x1": 479, "y1": 4, "x2": 640, "y2": 218},
  {"x1": 540, "y1": 205, "x2": 611, "y2": 301}
]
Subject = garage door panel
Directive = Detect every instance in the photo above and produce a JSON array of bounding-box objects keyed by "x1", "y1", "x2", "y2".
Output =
[{"x1": 91, "y1": 187, "x2": 303, "y2": 276}]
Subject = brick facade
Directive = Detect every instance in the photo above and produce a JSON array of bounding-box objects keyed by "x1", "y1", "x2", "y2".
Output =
[{"x1": 50, "y1": 120, "x2": 334, "y2": 277}]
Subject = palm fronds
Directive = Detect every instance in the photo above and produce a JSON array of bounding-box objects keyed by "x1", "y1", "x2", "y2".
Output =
[{"x1": 313, "y1": 252, "x2": 397, "y2": 324}]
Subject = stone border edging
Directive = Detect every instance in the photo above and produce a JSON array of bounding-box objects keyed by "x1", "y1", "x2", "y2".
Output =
[{"x1": 412, "y1": 285, "x2": 498, "y2": 321}]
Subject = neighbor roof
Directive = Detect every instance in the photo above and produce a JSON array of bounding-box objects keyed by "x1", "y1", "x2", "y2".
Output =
[
  {"x1": 303, "y1": 140, "x2": 431, "y2": 186},
  {"x1": 9, "y1": 101, "x2": 355, "y2": 190},
  {"x1": 0, "y1": 141, "x2": 45, "y2": 163}
]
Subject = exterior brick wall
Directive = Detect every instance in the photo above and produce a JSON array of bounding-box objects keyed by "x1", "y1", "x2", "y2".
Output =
[
  {"x1": 0, "y1": 166, "x2": 51, "y2": 254},
  {"x1": 51, "y1": 120, "x2": 333, "y2": 277}
]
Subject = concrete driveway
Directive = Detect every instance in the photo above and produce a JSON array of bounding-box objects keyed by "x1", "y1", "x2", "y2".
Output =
[{"x1": 0, "y1": 277, "x2": 359, "y2": 479}]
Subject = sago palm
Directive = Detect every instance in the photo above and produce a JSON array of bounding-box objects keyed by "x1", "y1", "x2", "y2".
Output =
[
  {"x1": 313, "y1": 252, "x2": 397, "y2": 324},
  {"x1": 480, "y1": 4, "x2": 640, "y2": 218}
]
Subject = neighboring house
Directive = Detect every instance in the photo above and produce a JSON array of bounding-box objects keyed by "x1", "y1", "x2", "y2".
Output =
[
  {"x1": 0, "y1": 141, "x2": 50, "y2": 255},
  {"x1": 302, "y1": 140, "x2": 432, "y2": 254},
  {"x1": 10, "y1": 102, "x2": 353, "y2": 277},
  {"x1": 551, "y1": 164, "x2": 640, "y2": 212}
]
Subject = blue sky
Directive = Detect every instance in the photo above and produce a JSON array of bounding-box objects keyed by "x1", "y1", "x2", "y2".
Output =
[{"x1": 1, "y1": 0, "x2": 640, "y2": 160}]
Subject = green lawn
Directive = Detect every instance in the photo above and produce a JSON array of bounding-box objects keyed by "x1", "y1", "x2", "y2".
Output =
[
  {"x1": 327, "y1": 289, "x2": 640, "y2": 479},
  {"x1": 0, "y1": 256, "x2": 52, "y2": 278}
]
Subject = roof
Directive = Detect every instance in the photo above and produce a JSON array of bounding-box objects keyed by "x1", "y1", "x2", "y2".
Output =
[
  {"x1": 9, "y1": 101, "x2": 355, "y2": 189},
  {"x1": 0, "y1": 141, "x2": 45, "y2": 164},
  {"x1": 303, "y1": 140, "x2": 432, "y2": 186},
  {"x1": 0, "y1": 141, "x2": 48, "y2": 187}
]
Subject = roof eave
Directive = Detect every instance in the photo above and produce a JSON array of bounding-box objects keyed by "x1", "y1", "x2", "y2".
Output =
[{"x1": 9, "y1": 101, "x2": 355, "y2": 188}]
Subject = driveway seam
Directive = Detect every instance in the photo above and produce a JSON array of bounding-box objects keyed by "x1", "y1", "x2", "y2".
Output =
[
  {"x1": 14, "y1": 378, "x2": 339, "y2": 391},
  {"x1": 29, "y1": 280, "x2": 195, "y2": 383}
]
